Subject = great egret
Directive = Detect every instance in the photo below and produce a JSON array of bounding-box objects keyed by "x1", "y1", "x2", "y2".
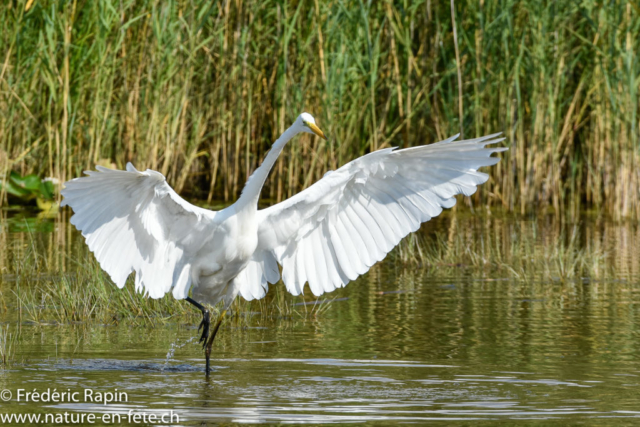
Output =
[{"x1": 61, "y1": 112, "x2": 506, "y2": 374}]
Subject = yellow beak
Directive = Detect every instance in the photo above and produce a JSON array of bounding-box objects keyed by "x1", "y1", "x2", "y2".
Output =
[{"x1": 307, "y1": 122, "x2": 328, "y2": 140}]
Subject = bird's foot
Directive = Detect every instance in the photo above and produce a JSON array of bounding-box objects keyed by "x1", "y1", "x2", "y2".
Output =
[
  {"x1": 186, "y1": 297, "x2": 211, "y2": 351},
  {"x1": 198, "y1": 309, "x2": 211, "y2": 349}
]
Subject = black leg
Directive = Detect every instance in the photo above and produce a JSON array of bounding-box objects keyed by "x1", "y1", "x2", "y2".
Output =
[
  {"x1": 204, "y1": 309, "x2": 227, "y2": 375},
  {"x1": 186, "y1": 297, "x2": 210, "y2": 349}
]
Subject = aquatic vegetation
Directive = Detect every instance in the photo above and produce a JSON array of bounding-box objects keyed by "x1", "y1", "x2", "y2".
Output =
[
  {"x1": 0, "y1": 172, "x2": 57, "y2": 211},
  {"x1": 6, "y1": 243, "x2": 323, "y2": 326},
  {"x1": 0, "y1": 324, "x2": 18, "y2": 366},
  {"x1": 1, "y1": 211, "x2": 623, "y2": 326},
  {"x1": 11, "y1": 266, "x2": 339, "y2": 327},
  {"x1": 0, "y1": 1, "x2": 638, "y2": 217},
  {"x1": 394, "y1": 212, "x2": 614, "y2": 282}
]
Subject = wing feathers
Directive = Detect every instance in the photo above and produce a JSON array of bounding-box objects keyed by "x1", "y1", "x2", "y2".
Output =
[
  {"x1": 61, "y1": 164, "x2": 217, "y2": 299},
  {"x1": 255, "y1": 133, "x2": 506, "y2": 297}
]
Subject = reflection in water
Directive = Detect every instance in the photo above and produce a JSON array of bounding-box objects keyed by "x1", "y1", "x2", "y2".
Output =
[{"x1": 1, "y1": 209, "x2": 640, "y2": 424}]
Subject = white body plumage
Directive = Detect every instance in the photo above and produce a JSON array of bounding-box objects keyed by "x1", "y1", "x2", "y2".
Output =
[{"x1": 61, "y1": 113, "x2": 506, "y2": 310}]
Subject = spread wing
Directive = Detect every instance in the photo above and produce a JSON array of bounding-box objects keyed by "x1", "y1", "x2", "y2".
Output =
[
  {"x1": 61, "y1": 163, "x2": 218, "y2": 299},
  {"x1": 247, "y1": 133, "x2": 506, "y2": 298}
]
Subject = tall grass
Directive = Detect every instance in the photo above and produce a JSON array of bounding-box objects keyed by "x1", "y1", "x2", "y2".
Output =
[
  {"x1": 1, "y1": 211, "x2": 334, "y2": 324},
  {"x1": 0, "y1": 0, "x2": 638, "y2": 217},
  {"x1": 0, "y1": 324, "x2": 18, "y2": 366},
  {"x1": 2, "y1": 210, "x2": 633, "y2": 325},
  {"x1": 394, "y1": 213, "x2": 613, "y2": 282}
]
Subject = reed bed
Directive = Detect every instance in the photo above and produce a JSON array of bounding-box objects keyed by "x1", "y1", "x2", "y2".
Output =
[
  {"x1": 394, "y1": 213, "x2": 616, "y2": 282},
  {"x1": 2, "y1": 210, "x2": 632, "y2": 325},
  {"x1": 0, "y1": 0, "x2": 638, "y2": 217},
  {"x1": 6, "y1": 244, "x2": 316, "y2": 326},
  {"x1": 8, "y1": 258, "x2": 320, "y2": 326},
  {"x1": 0, "y1": 210, "x2": 334, "y2": 324}
]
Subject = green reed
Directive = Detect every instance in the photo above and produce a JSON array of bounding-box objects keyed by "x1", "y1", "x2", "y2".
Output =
[
  {"x1": 0, "y1": 0, "x2": 638, "y2": 217},
  {"x1": 0, "y1": 324, "x2": 18, "y2": 366},
  {"x1": 0, "y1": 211, "x2": 326, "y2": 325},
  {"x1": 394, "y1": 212, "x2": 613, "y2": 282},
  {"x1": 1, "y1": 210, "x2": 621, "y2": 325},
  {"x1": 7, "y1": 246, "x2": 315, "y2": 326}
]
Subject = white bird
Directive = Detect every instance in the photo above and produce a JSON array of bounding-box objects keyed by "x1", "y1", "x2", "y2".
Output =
[{"x1": 61, "y1": 112, "x2": 506, "y2": 373}]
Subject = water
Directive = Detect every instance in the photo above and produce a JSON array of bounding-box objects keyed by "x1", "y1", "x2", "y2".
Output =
[{"x1": 2, "y1": 208, "x2": 640, "y2": 424}]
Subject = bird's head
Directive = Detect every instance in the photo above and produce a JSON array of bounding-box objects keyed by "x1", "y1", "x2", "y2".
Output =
[{"x1": 298, "y1": 112, "x2": 328, "y2": 140}]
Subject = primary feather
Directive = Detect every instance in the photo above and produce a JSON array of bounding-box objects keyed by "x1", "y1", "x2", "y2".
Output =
[{"x1": 251, "y1": 133, "x2": 506, "y2": 298}]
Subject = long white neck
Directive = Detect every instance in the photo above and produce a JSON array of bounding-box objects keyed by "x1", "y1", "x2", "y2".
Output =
[{"x1": 235, "y1": 124, "x2": 300, "y2": 210}]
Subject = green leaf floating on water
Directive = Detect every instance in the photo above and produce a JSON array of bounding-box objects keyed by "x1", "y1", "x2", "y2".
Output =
[
  {"x1": 1, "y1": 172, "x2": 58, "y2": 207},
  {"x1": 1, "y1": 175, "x2": 33, "y2": 198},
  {"x1": 10, "y1": 171, "x2": 41, "y2": 192}
]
